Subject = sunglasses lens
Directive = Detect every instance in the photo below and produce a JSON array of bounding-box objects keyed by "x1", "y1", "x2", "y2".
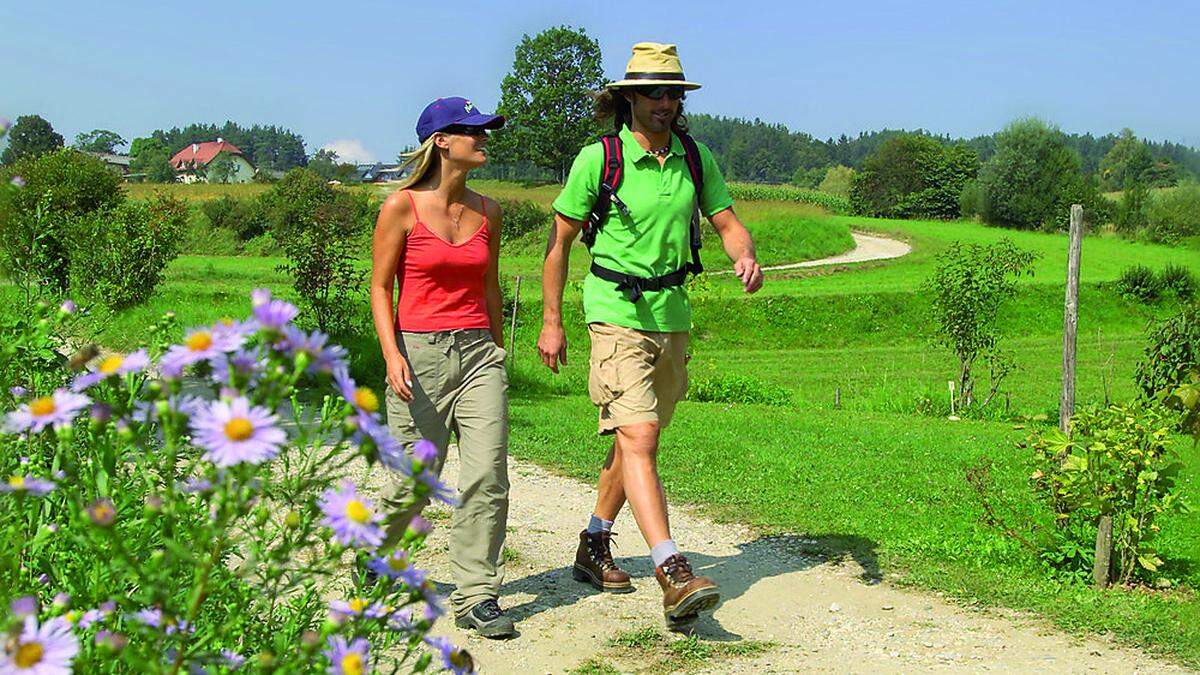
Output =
[{"x1": 639, "y1": 86, "x2": 684, "y2": 100}]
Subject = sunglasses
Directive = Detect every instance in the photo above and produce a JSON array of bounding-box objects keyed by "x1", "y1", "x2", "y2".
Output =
[
  {"x1": 633, "y1": 85, "x2": 686, "y2": 101},
  {"x1": 440, "y1": 125, "x2": 490, "y2": 137}
]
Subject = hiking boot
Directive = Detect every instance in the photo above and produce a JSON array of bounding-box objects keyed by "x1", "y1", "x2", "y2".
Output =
[
  {"x1": 655, "y1": 554, "x2": 720, "y2": 630},
  {"x1": 454, "y1": 598, "x2": 517, "y2": 639},
  {"x1": 572, "y1": 530, "x2": 633, "y2": 593}
]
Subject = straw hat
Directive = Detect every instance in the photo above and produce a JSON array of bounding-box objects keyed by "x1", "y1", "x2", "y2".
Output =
[{"x1": 606, "y1": 42, "x2": 702, "y2": 90}]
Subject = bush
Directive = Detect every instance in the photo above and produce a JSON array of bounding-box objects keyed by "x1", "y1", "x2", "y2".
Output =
[
  {"x1": 1135, "y1": 304, "x2": 1200, "y2": 400},
  {"x1": 1144, "y1": 183, "x2": 1200, "y2": 244},
  {"x1": 817, "y1": 165, "x2": 854, "y2": 197},
  {"x1": 978, "y1": 118, "x2": 1106, "y2": 231},
  {"x1": 264, "y1": 168, "x2": 338, "y2": 239},
  {"x1": 958, "y1": 179, "x2": 984, "y2": 219},
  {"x1": 67, "y1": 196, "x2": 186, "y2": 309},
  {"x1": 276, "y1": 194, "x2": 369, "y2": 335},
  {"x1": 1160, "y1": 264, "x2": 1196, "y2": 300},
  {"x1": 201, "y1": 195, "x2": 268, "y2": 241},
  {"x1": 0, "y1": 149, "x2": 123, "y2": 291},
  {"x1": 790, "y1": 166, "x2": 825, "y2": 189},
  {"x1": 495, "y1": 197, "x2": 550, "y2": 244},
  {"x1": 688, "y1": 374, "x2": 792, "y2": 406},
  {"x1": 1115, "y1": 264, "x2": 1162, "y2": 303},
  {"x1": 1029, "y1": 404, "x2": 1188, "y2": 585},
  {"x1": 849, "y1": 134, "x2": 977, "y2": 220}
]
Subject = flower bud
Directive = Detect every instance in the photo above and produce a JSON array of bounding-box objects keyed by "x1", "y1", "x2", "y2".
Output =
[
  {"x1": 300, "y1": 630, "x2": 321, "y2": 648},
  {"x1": 86, "y1": 499, "x2": 116, "y2": 527},
  {"x1": 59, "y1": 300, "x2": 77, "y2": 316},
  {"x1": 254, "y1": 505, "x2": 270, "y2": 527},
  {"x1": 284, "y1": 510, "x2": 301, "y2": 529},
  {"x1": 144, "y1": 494, "x2": 163, "y2": 513}
]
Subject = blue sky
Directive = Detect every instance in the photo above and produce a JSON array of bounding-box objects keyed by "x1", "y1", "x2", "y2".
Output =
[{"x1": 2, "y1": 0, "x2": 1196, "y2": 163}]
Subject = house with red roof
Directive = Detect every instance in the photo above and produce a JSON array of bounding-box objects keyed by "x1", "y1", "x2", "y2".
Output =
[{"x1": 169, "y1": 138, "x2": 256, "y2": 183}]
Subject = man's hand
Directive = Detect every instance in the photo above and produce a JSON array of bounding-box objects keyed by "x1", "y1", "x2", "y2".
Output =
[
  {"x1": 537, "y1": 322, "x2": 568, "y2": 373},
  {"x1": 734, "y1": 256, "x2": 763, "y2": 294}
]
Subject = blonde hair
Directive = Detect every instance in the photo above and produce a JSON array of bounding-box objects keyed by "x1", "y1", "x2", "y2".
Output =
[{"x1": 394, "y1": 136, "x2": 440, "y2": 190}]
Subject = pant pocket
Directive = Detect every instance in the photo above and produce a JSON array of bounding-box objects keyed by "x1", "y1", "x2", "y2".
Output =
[{"x1": 588, "y1": 332, "x2": 622, "y2": 406}]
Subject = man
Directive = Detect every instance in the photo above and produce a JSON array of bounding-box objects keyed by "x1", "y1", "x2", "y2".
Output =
[{"x1": 538, "y1": 42, "x2": 763, "y2": 629}]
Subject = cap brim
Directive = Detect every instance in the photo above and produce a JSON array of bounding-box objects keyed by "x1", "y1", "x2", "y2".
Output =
[
  {"x1": 608, "y1": 79, "x2": 702, "y2": 90},
  {"x1": 457, "y1": 112, "x2": 506, "y2": 130}
]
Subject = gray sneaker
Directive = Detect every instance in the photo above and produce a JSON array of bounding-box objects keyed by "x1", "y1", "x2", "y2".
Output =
[{"x1": 454, "y1": 599, "x2": 517, "y2": 639}]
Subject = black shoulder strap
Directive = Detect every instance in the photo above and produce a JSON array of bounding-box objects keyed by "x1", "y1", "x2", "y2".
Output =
[
  {"x1": 582, "y1": 133, "x2": 624, "y2": 249},
  {"x1": 677, "y1": 132, "x2": 705, "y2": 275}
]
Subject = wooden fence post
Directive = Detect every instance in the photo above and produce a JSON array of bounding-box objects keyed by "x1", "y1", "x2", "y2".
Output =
[
  {"x1": 507, "y1": 276, "x2": 521, "y2": 366},
  {"x1": 1059, "y1": 204, "x2": 1083, "y2": 435}
]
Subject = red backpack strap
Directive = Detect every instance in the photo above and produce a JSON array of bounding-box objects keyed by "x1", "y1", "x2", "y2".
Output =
[
  {"x1": 677, "y1": 132, "x2": 706, "y2": 274},
  {"x1": 582, "y1": 133, "x2": 625, "y2": 248}
]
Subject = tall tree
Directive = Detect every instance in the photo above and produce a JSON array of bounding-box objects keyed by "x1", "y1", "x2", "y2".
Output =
[
  {"x1": 129, "y1": 137, "x2": 177, "y2": 183},
  {"x1": 492, "y1": 26, "x2": 605, "y2": 182},
  {"x1": 308, "y1": 148, "x2": 339, "y2": 181},
  {"x1": 73, "y1": 129, "x2": 126, "y2": 154},
  {"x1": 1099, "y1": 128, "x2": 1154, "y2": 191},
  {"x1": 0, "y1": 115, "x2": 64, "y2": 165}
]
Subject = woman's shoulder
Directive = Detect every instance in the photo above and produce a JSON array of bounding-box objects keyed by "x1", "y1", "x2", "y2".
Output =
[
  {"x1": 379, "y1": 189, "x2": 415, "y2": 225},
  {"x1": 469, "y1": 189, "x2": 502, "y2": 222}
]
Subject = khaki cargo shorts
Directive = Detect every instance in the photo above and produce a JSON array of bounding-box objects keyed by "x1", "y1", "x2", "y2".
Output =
[{"x1": 587, "y1": 322, "x2": 689, "y2": 435}]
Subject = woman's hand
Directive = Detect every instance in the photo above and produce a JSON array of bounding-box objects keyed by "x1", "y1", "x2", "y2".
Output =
[{"x1": 386, "y1": 354, "x2": 414, "y2": 402}]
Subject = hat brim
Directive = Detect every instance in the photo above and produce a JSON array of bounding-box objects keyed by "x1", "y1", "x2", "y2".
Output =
[
  {"x1": 608, "y1": 79, "x2": 701, "y2": 91},
  {"x1": 456, "y1": 112, "x2": 506, "y2": 130}
]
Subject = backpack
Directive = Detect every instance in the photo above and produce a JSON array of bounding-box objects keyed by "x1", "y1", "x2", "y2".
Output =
[{"x1": 580, "y1": 131, "x2": 706, "y2": 303}]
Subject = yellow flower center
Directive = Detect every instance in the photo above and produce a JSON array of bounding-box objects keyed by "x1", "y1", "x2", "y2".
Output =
[
  {"x1": 65, "y1": 610, "x2": 81, "y2": 624},
  {"x1": 186, "y1": 332, "x2": 214, "y2": 352},
  {"x1": 345, "y1": 500, "x2": 371, "y2": 524},
  {"x1": 353, "y1": 387, "x2": 379, "y2": 413},
  {"x1": 341, "y1": 653, "x2": 364, "y2": 675},
  {"x1": 348, "y1": 597, "x2": 369, "y2": 613},
  {"x1": 8, "y1": 476, "x2": 26, "y2": 490},
  {"x1": 98, "y1": 355, "x2": 125, "y2": 374},
  {"x1": 219, "y1": 317, "x2": 235, "y2": 326},
  {"x1": 15, "y1": 641, "x2": 44, "y2": 667},
  {"x1": 224, "y1": 418, "x2": 254, "y2": 441},
  {"x1": 386, "y1": 555, "x2": 409, "y2": 571},
  {"x1": 30, "y1": 397, "x2": 56, "y2": 417}
]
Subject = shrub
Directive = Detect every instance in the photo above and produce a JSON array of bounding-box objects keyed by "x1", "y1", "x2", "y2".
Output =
[
  {"x1": 1135, "y1": 304, "x2": 1200, "y2": 400},
  {"x1": 67, "y1": 196, "x2": 186, "y2": 309},
  {"x1": 978, "y1": 118, "x2": 1106, "y2": 231},
  {"x1": 495, "y1": 197, "x2": 550, "y2": 244},
  {"x1": 1115, "y1": 264, "x2": 1162, "y2": 303},
  {"x1": 1029, "y1": 404, "x2": 1188, "y2": 585},
  {"x1": 201, "y1": 195, "x2": 268, "y2": 241},
  {"x1": 849, "y1": 134, "x2": 977, "y2": 220},
  {"x1": 1144, "y1": 183, "x2": 1200, "y2": 244},
  {"x1": 688, "y1": 374, "x2": 792, "y2": 406},
  {"x1": 264, "y1": 167, "x2": 337, "y2": 239},
  {"x1": 0, "y1": 149, "x2": 123, "y2": 291},
  {"x1": 0, "y1": 296, "x2": 468, "y2": 672},
  {"x1": 276, "y1": 194, "x2": 369, "y2": 335},
  {"x1": 958, "y1": 179, "x2": 984, "y2": 219},
  {"x1": 817, "y1": 165, "x2": 854, "y2": 197},
  {"x1": 924, "y1": 239, "x2": 1040, "y2": 410},
  {"x1": 1160, "y1": 264, "x2": 1196, "y2": 300},
  {"x1": 790, "y1": 166, "x2": 825, "y2": 189}
]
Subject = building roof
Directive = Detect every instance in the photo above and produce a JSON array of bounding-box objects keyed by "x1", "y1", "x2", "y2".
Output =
[
  {"x1": 86, "y1": 152, "x2": 131, "y2": 166},
  {"x1": 169, "y1": 139, "x2": 248, "y2": 170}
]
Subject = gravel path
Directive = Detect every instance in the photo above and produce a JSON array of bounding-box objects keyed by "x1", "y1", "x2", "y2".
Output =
[
  {"x1": 353, "y1": 450, "x2": 1188, "y2": 675},
  {"x1": 710, "y1": 231, "x2": 912, "y2": 275}
]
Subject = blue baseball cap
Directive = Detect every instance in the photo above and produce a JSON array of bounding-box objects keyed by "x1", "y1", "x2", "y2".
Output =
[{"x1": 416, "y1": 97, "x2": 505, "y2": 143}]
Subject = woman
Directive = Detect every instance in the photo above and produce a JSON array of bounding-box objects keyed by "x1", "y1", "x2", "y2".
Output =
[{"x1": 369, "y1": 97, "x2": 514, "y2": 639}]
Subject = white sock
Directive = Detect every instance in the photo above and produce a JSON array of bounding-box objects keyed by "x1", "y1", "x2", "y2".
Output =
[
  {"x1": 650, "y1": 539, "x2": 680, "y2": 568},
  {"x1": 587, "y1": 514, "x2": 614, "y2": 534}
]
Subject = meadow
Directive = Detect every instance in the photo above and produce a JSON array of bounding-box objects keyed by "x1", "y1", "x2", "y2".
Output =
[{"x1": 9, "y1": 180, "x2": 1200, "y2": 665}]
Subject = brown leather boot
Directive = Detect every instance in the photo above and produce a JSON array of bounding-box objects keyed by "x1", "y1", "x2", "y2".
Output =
[
  {"x1": 655, "y1": 554, "x2": 720, "y2": 630},
  {"x1": 572, "y1": 530, "x2": 633, "y2": 593}
]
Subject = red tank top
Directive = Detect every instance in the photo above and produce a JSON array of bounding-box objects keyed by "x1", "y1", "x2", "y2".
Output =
[{"x1": 394, "y1": 191, "x2": 492, "y2": 332}]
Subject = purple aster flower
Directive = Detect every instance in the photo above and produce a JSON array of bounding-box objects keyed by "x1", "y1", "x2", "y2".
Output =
[
  {"x1": 189, "y1": 397, "x2": 286, "y2": 467},
  {"x1": 2, "y1": 616, "x2": 79, "y2": 672},
  {"x1": 4, "y1": 389, "x2": 91, "y2": 434},
  {"x1": 58, "y1": 300, "x2": 76, "y2": 315},
  {"x1": 77, "y1": 608, "x2": 108, "y2": 629},
  {"x1": 71, "y1": 349, "x2": 150, "y2": 391},
  {"x1": 324, "y1": 636, "x2": 371, "y2": 675},
  {"x1": 131, "y1": 394, "x2": 204, "y2": 424},
  {"x1": 0, "y1": 117, "x2": 10, "y2": 133},
  {"x1": 333, "y1": 368, "x2": 380, "y2": 415},
  {"x1": 52, "y1": 593, "x2": 70, "y2": 609},
  {"x1": 11, "y1": 175, "x2": 25, "y2": 188},
  {"x1": 415, "y1": 469, "x2": 458, "y2": 507},
  {"x1": 387, "y1": 608, "x2": 416, "y2": 632},
  {"x1": 251, "y1": 288, "x2": 298, "y2": 332},
  {"x1": 407, "y1": 515, "x2": 432, "y2": 536},
  {"x1": 366, "y1": 550, "x2": 413, "y2": 579},
  {"x1": 164, "y1": 618, "x2": 193, "y2": 635},
  {"x1": 9, "y1": 385, "x2": 26, "y2": 398},
  {"x1": 211, "y1": 347, "x2": 265, "y2": 386},
  {"x1": 2, "y1": 475, "x2": 57, "y2": 495},
  {"x1": 329, "y1": 597, "x2": 389, "y2": 620},
  {"x1": 132, "y1": 607, "x2": 162, "y2": 628},
  {"x1": 159, "y1": 327, "x2": 245, "y2": 378},
  {"x1": 90, "y1": 403, "x2": 112, "y2": 424},
  {"x1": 222, "y1": 650, "x2": 246, "y2": 670},
  {"x1": 213, "y1": 317, "x2": 258, "y2": 342},
  {"x1": 179, "y1": 476, "x2": 215, "y2": 494},
  {"x1": 319, "y1": 481, "x2": 384, "y2": 548},
  {"x1": 10, "y1": 596, "x2": 38, "y2": 619},
  {"x1": 418, "y1": 580, "x2": 445, "y2": 620},
  {"x1": 94, "y1": 630, "x2": 127, "y2": 651},
  {"x1": 87, "y1": 499, "x2": 116, "y2": 527},
  {"x1": 425, "y1": 636, "x2": 473, "y2": 675},
  {"x1": 411, "y1": 439, "x2": 439, "y2": 465},
  {"x1": 281, "y1": 326, "x2": 347, "y2": 374},
  {"x1": 350, "y1": 415, "x2": 410, "y2": 474}
]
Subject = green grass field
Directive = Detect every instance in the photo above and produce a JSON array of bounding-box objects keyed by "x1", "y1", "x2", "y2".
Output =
[{"x1": 8, "y1": 181, "x2": 1200, "y2": 664}]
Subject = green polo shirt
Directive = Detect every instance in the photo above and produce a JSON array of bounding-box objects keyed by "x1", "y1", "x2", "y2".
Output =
[{"x1": 552, "y1": 126, "x2": 733, "y2": 332}]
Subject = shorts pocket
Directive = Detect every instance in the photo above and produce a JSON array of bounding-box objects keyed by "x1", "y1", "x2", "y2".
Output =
[{"x1": 588, "y1": 331, "x2": 622, "y2": 406}]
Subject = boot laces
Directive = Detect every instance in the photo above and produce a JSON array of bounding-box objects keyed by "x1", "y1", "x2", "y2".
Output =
[
  {"x1": 663, "y1": 554, "x2": 695, "y2": 584},
  {"x1": 587, "y1": 531, "x2": 619, "y2": 571}
]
